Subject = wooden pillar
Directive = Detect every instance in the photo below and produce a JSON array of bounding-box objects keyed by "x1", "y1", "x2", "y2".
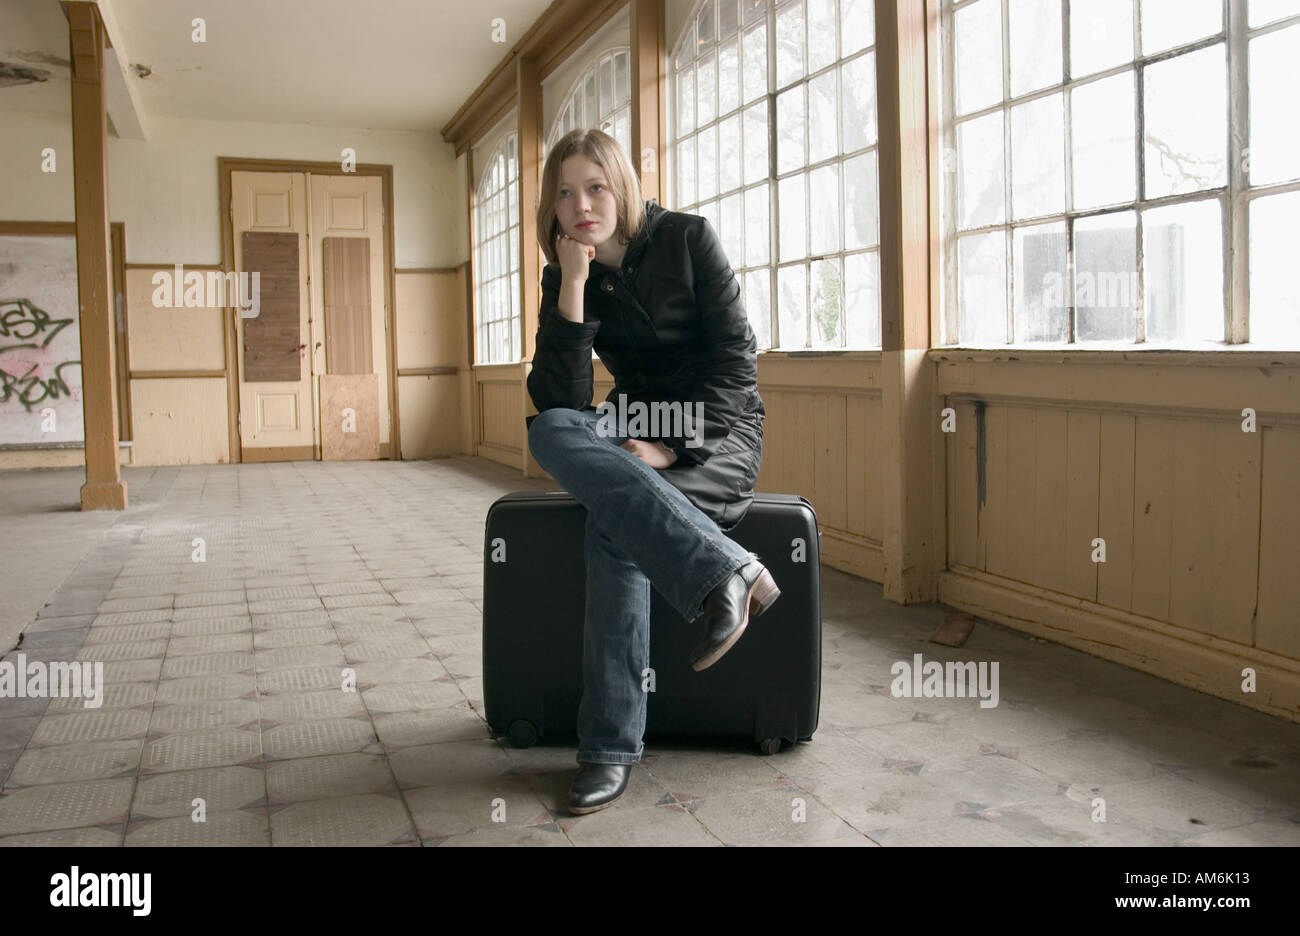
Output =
[
  {"x1": 630, "y1": 0, "x2": 666, "y2": 203},
  {"x1": 517, "y1": 53, "x2": 547, "y2": 478},
  {"x1": 876, "y1": 0, "x2": 934, "y2": 601},
  {"x1": 68, "y1": 1, "x2": 126, "y2": 510}
]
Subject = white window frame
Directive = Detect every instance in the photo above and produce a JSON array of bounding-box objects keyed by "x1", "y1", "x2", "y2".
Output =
[
  {"x1": 473, "y1": 129, "x2": 521, "y2": 364},
  {"x1": 937, "y1": 0, "x2": 1300, "y2": 349},
  {"x1": 670, "y1": 0, "x2": 882, "y2": 352}
]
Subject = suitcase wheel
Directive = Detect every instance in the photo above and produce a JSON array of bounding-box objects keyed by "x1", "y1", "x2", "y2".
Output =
[
  {"x1": 758, "y1": 737, "x2": 783, "y2": 756},
  {"x1": 507, "y1": 719, "x2": 540, "y2": 748}
]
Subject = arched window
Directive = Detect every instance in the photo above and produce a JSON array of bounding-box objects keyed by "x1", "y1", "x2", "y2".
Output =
[
  {"x1": 473, "y1": 131, "x2": 521, "y2": 364},
  {"x1": 546, "y1": 48, "x2": 633, "y2": 159},
  {"x1": 671, "y1": 0, "x2": 880, "y2": 351}
]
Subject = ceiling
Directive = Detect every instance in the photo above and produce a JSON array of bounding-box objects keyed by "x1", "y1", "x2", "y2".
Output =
[{"x1": 0, "y1": 0, "x2": 555, "y2": 133}]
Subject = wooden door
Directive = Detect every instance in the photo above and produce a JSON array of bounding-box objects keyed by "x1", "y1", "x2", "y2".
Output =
[
  {"x1": 232, "y1": 170, "x2": 316, "y2": 458},
  {"x1": 308, "y1": 174, "x2": 388, "y2": 459}
]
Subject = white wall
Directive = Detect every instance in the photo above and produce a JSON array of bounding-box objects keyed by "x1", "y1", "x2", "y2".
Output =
[{"x1": 0, "y1": 108, "x2": 462, "y2": 268}]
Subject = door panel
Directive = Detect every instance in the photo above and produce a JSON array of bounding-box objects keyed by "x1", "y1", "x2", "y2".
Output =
[
  {"x1": 232, "y1": 171, "x2": 315, "y2": 455},
  {"x1": 309, "y1": 174, "x2": 389, "y2": 450}
]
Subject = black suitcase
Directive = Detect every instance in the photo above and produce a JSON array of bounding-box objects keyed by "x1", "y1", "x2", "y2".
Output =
[{"x1": 482, "y1": 491, "x2": 822, "y2": 754}]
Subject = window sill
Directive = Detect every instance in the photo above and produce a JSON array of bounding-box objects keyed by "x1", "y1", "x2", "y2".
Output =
[{"x1": 928, "y1": 346, "x2": 1300, "y2": 368}]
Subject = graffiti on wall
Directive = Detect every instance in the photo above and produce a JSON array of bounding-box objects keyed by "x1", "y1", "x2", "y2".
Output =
[
  {"x1": 0, "y1": 234, "x2": 84, "y2": 445},
  {"x1": 0, "y1": 298, "x2": 80, "y2": 412}
]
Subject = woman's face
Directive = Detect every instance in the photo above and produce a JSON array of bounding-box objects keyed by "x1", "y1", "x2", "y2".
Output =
[{"x1": 556, "y1": 154, "x2": 620, "y2": 250}]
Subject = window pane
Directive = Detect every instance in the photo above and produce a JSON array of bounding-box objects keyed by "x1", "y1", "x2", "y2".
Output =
[
  {"x1": 744, "y1": 102, "x2": 769, "y2": 184},
  {"x1": 958, "y1": 231, "x2": 1008, "y2": 344},
  {"x1": 699, "y1": 0, "x2": 717, "y2": 48},
  {"x1": 699, "y1": 199, "x2": 719, "y2": 234},
  {"x1": 810, "y1": 164, "x2": 840, "y2": 254},
  {"x1": 844, "y1": 149, "x2": 878, "y2": 249},
  {"x1": 776, "y1": 0, "x2": 805, "y2": 89},
  {"x1": 720, "y1": 113, "x2": 742, "y2": 193},
  {"x1": 677, "y1": 67, "x2": 695, "y2": 135},
  {"x1": 1014, "y1": 221, "x2": 1068, "y2": 341},
  {"x1": 616, "y1": 51, "x2": 629, "y2": 104},
  {"x1": 842, "y1": 0, "x2": 874, "y2": 56},
  {"x1": 956, "y1": 0, "x2": 1003, "y2": 115},
  {"x1": 698, "y1": 51, "x2": 717, "y2": 126},
  {"x1": 1011, "y1": 92, "x2": 1065, "y2": 220},
  {"x1": 808, "y1": 0, "x2": 837, "y2": 74},
  {"x1": 845, "y1": 250, "x2": 880, "y2": 347},
  {"x1": 778, "y1": 263, "x2": 808, "y2": 347},
  {"x1": 1071, "y1": 71, "x2": 1136, "y2": 209},
  {"x1": 811, "y1": 257, "x2": 843, "y2": 347},
  {"x1": 1249, "y1": 24, "x2": 1300, "y2": 185},
  {"x1": 600, "y1": 56, "x2": 614, "y2": 118},
  {"x1": 614, "y1": 108, "x2": 630, "y2": 155},
  {"x1": 1070, "y1": 0, "x2": 1134, "y2": 77},
  {"x1": 743, "y1": 23, "x2": 768, "y2": 104},
  {"x1": 1009, "y1": 0, "x2": 1061, "y2": 96},
  {"x1": 719, "y1": 38, "x2": 740, "y2": 115},
  {"x1": 683, "y1": 21, "x2": 697, "y2": 61},
  {"x1": 1250, "y1": 0, "x2": 1300, "y2": 26},
  {"x1": 809, "y1": 70, "x2": 838, "y2": 164},
  {"x1": 678, "y1": 136, "x2": 697, "y2": 206},
  {"x1": 1143, "y1": 45, "x2": 1227, "y2": 199},
  {"x1": 1141, "y1": 0, "x2": 1222, "y2": 55},
  {"x1": 779, "y1": 172, "x2": 807, "y2": 260},
  {"x1": 722, "y1": 192, "x2": 744, "y2": 268},
  {"x1": 746, "y1": 183, "x2": 771, "y2": 266},
  {"x1": 745, "y1": 268, "x2": 772, "y2": 349},
  {"x1": 777, "y1": 84, "x2": 806, "y2": 173},
  {"x1": 585, "y1": 74, "x2": 597, "y2": 123},
  {"x1": 743, "y1": 0, "x2": 766, "y2": 24},
  {"x1": 840, "y1": 52, "x2": 877, "y2": 155},
  {"x1": 1249, "y1": 190, "x2": 1300, "y2": 345},
  {"x1": 1142, "y1": 198, "x2": 1224, "y2": 343},
  {"x1": 1074, "y1": 211, "x2": 1138, "y2": 341},
  {"x1": 721, "y1": 0, "x2": 740, "y2": 36},
  {"x1": 699, "y1": 124, "x2": 718, "y2": 201},
  {"x1": 958, "y1": 111, "x2": 1005, "y2": 229}
]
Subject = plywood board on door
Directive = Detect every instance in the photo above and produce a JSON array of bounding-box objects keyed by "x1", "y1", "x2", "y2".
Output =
[{"x1": 320, "y1": 374, "x2": 379, "y2": 461}]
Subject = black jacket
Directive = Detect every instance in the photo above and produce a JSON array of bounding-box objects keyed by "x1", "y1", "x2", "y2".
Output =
[{"x1": 525, "y1": 200, "x2": 765, "y2": 530}]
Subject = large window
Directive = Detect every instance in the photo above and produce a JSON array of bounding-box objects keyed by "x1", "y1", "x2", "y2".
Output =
[
  {"x1": 546, "y1": 49, "x2": 633, "y2": 159},
  {"x1": 474, "y1": 131, "x2": 521, "y2": 364},
  {"x1": 671, "y1": 0, "x2": 880, "y2": 351},
  {"x1": 939, "y1": 0, "x2": 1300, "y2": 348}
]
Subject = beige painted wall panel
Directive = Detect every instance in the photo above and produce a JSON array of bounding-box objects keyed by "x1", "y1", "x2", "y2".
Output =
[
  {"x1": 826, "y1": 395, "x2": 848, "y2": 531},
  {"x1": 845, "y1": 395, "x2": 867, "y2": 536},
  {"x1": 125, "y1": 268, "x2": 225, "y2": 372},
  {"x1": 398, "y1": 375, "x2": 462, "y2": 458},
  {"x1": 980, "y1": 404, "x2": 1007, "y2": 576},
  {"x1": 1097, "y1": 412, "x2": 1137, "y2": 612},
  {"x1": 951, "y1": 400, "x2": 977, "y2": 569},
  {"x1": 1257, "y1": 425, "x2": 1300, "y2": 658},
  {"x1": 480, "y1": 381, "x2": 522, "y2": 453},
  {"x1": 1133, "y1": 416, "x2": 1175, "y2": 621},
  {"x1": 1004, "y1": 407, "x2": 1037, "y2": 586},
  {"x1": 1065, "y1": 410, "x2": 1101, "y2": 602},
  {"x1": 1205, "y1": 421, "x2": 1260, "y2": 645},
  {"x1": 796, "y1": 392, "x2": 815, "y2": 505},
  {"x1": 1169, "y1": 420, "x2": 1219, "y2": 635},
  {"x1": 865, "y1": 395, "x2": 883, "y2": 543},
  {"x1": 395, "y1": 273, "x2": 438, "y2": 370},
  {"x1": 1033, "y1": 409, "x2": 1069, "y2": 595},
  {"x1": 129, "y1": 378, "x2": 229, "y2": 466}
]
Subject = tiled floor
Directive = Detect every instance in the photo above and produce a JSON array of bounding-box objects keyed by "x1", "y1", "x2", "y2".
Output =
[{"x1": 0, "y1": 458, "x2": 1296, "y2": 846}]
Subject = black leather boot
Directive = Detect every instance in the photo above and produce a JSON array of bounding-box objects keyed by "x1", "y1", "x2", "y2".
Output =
[
  {"x1": 689, "y1": 553, "x2": 780, "y2": 672},
  {"x1": 568, "y1": 763, "x2": 632, "y2": 814}
]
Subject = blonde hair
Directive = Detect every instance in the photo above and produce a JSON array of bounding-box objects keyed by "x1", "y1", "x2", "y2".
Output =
[{"x1": 536, "y1": 128, "x2": 645, "y2": 267}]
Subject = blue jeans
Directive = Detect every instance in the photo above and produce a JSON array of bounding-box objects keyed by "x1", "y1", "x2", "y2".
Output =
[{"x1": 527, "y1": 407, "x2": 752, "y2": 766}]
